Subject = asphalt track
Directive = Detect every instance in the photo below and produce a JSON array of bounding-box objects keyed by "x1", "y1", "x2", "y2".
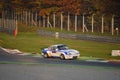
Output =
[
  {"x1": 0, "y1": 48, "x2": 120, "y2": 68},
  {"x1": 0, "y1": 48, "x2": 120, "y2": 80}
]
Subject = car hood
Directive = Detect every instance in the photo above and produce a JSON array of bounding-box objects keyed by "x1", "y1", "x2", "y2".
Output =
[{"x1": 59, "y1": 49, "x2": 79, "y2": 54}]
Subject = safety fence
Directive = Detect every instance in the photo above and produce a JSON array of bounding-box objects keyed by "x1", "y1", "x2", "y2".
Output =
[
  {"x1": 0, "y1": 10, "x2": 120, "y2": 35},
  {"x1": 0, "y1": 18, "x2": 17, "y2": 35},
  {"x1": 0, "y1": 10, "x2": 119, "y2": 36}
]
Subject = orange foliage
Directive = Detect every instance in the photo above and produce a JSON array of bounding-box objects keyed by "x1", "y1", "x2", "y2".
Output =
[
  {"x1": 39, "y1": 0, "x2": 81, "y2": 17},
  {"x1": 56, "y1": 0, "x2": 81, "y2": 14}
]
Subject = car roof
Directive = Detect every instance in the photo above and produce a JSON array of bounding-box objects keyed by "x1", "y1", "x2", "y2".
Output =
[{"x1": 51, "y1": 44, "x2": 66, "y2": 47}]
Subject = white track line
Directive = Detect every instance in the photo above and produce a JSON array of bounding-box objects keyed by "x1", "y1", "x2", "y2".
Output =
[{"x1": 86, "y1": 60, "x2": 109, "y2": 63}]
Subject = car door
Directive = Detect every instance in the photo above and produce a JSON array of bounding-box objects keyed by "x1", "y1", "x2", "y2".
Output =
[{"x1": 51, "y1": 46, "x2": 60, "y2": 57}]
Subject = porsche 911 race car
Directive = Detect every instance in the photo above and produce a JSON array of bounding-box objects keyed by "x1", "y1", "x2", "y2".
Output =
[{"x1": 41, "y1": 44, "x2": 80, "y2": 60}]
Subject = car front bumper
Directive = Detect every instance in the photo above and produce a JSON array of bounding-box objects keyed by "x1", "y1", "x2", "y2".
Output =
[{"x1": 65, "y1": 54, "x2": 80, "y2": 59}]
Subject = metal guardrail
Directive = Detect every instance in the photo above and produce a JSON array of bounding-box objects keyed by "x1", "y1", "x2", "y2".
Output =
[
  {"x1": 0, "y1": 27, "x2": 14, "y2": 35},
  {"x1": 37, "y1": 30, "x2": 120, "y2": 44}
]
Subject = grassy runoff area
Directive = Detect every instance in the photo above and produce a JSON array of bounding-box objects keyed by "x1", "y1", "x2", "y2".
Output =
[{"x1": 0, "y1": 32, "x2": 120, "y2": 60}]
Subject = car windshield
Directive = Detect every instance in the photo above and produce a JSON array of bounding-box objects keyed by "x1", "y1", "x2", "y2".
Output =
[{"x1": 58, "y1": 45, "x2": 69, "y2": 50}]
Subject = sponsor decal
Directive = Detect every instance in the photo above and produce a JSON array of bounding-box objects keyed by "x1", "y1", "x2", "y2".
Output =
[{"x1": 111, "y1": 50, "x2": 120, "y2": 56}]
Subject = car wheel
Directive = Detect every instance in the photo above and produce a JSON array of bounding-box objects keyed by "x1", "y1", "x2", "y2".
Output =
[
  {"x1": 43, "y1": 53, "x2": 49, "y2": 58},
  {"x1": 60, "y1": 54, "x2": 65, "y2": 60}
]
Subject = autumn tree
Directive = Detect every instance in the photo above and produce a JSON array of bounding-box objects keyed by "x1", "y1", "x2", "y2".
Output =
[
  {"x1": 93, "y1": 0, "x2": 120, "y2": 15},
  {"x1": 0, "y1": 0, "x2": 4, "y2": 10},
  {"x1": 80, "y1": 0, "x2": 96, "y2": 15},
  {"x1": 39, "y1": 0, "x2": 81, "y2": 17},
  {"x1": 21, "y1": 0, "x2": 41, "y2": 11},
  {"x1": 93, "y1": 0, "x2": 120, "y2": 29},
  {"x1": 56, "y1": 0, "x2": 81, "y2": 15},
  {"x1": 39, "y1": 0, "x2": 57, "y2": 18}
]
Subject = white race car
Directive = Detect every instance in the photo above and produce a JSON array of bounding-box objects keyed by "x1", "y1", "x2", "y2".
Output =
[{"x1": 41, "y1": 44, "x2": 80, "y2": 60}]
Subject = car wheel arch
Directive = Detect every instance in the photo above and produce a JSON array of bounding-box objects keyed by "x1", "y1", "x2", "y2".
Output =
[{"x1": 60, "y1": 53, "x2": 66, "y2": 60}]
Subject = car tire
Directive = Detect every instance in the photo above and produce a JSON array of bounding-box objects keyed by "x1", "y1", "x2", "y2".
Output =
[
  {"x1": 43, "y1": 53, "x2": 49, "y2": 58},
  {"x1": 60, "y1": 54, "x2": 65, "y2": 60}
]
